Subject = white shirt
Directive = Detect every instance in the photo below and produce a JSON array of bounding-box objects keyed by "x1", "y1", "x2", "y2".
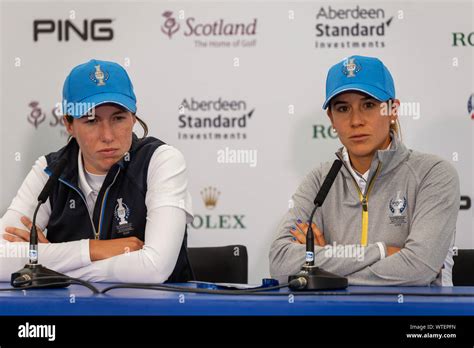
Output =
[
  {"x1": 342, "y1": 141, "x2": 392, "y2": 194},
  {"x1": 0, "y1": 145, "x2": 193, "y2": 283},
  {"x1": 81, "y1": 153, "x2": 106, "y2": 216}
]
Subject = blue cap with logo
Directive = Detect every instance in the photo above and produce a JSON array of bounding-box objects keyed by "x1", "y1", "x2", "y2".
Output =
[
  {"x1": 62, "y1": 59, "x2": 137, "y2": 118},
  {"x1": 322, "y1": 55, "x2": 395, "y2": 110}
]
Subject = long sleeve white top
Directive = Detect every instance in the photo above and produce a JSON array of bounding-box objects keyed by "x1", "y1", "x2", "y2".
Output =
[{"x1": 0, "y1": 145, "x2": 193, "y2": 283}]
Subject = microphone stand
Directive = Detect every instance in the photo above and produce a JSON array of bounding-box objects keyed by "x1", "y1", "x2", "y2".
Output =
[
  {"x1": 288, "y1": 160, "x2": 348, "y2": 291},
  {"x1": 288, "y1": 203, "x2": 348, "y2": 290},
  {"x1": 11, "y1": 160, "x2": 70, "y2": 289}
]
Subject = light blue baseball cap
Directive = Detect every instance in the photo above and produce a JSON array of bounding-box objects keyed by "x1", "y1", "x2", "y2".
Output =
[
  {"x1": 322, "y1": 55, "x2": 395, "y2": 110},
  {"x1": 62, "y1": 59, "x2": 137, "y2": 118}
]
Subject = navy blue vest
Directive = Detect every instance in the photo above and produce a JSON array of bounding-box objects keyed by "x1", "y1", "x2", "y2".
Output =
[{"x1": 44, "y1": 133, "x2": 193, "y2": 282}]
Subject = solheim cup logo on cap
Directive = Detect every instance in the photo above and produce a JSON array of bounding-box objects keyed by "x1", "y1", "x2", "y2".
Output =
[
  {"x1": 160, "y1": 10, "x2": 258, "y2": 48},
  {"x1": 389, "y1": 191, "x2": 407, "y2": 226},
  {"x1": 178, "y1": 97, "x2": 255, "y2": 140},
  {"x1": 342, "y1": 57, "x2": 361, "y2": 77},
  {"x1": 315, "y1": 5, "x2": 394, "y2": 49},
  {"x1": 191, "y1": 187, "x2": 246, "y2": 230},
  {"x1": 90, "y1": 65, "x2": 109, "y2": 86}
]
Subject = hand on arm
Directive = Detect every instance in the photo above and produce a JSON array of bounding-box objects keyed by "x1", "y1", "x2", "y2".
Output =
[
  {"x1": 3, "y1": 216, "x2": 49, "y2": 243},
  {"x1": 290, "y1": 220, "x2": 326, "y2": 246}
]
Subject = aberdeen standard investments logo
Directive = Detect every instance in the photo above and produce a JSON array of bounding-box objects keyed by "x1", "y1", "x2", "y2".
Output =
[
  {"x1": 191, "y1": 187, "x2": 246, "y2": 230},
  {"x1": 315, "y1": 5, "x2": 394, "y2": 49},
  {"x1": 178, "y1": 97, "x2": 254, "y2": 140},
  {"x1": 160, "y1": 10, "x2": 257, "y2": 48}
]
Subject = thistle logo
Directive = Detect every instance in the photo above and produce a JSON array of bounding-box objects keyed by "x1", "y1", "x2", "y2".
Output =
[
  {"x1": 90, "y1": 65, "x2": 108, "y2": 86},
  {"x1": 343, "y1": 57, "x2": 361, "y2": 77},
  {"x1": 191, "y1": 187, "x2": 246, "y2": 230},
  {"x1": 468, "y1": 94, "x2": 473, "y2": 120},
  {"x1": 161, "y1": 11, "x2": 180, "y2": 39},
  {"x1": 26, "y1": 100, "x2": 89, "y2": 137},
  {"x1": 27, "y1": 101, "x2": 46, "y2": 129}
]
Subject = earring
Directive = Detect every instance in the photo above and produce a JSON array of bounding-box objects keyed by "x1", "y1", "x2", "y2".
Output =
[
  {"x1": 332, "y1": 127, "x2": 337, "y2": 133},
  {"x1": 390, "y1": 119, "x2": 395, "y2": 124}
]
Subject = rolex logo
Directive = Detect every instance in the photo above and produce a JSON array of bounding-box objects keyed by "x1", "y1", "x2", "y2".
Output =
[
  {"x1": 200, "y1": 186, "x2": 220, "y2": 210},
  {"x1": 192, "y1": 186, "x2": 246, "y2": 230}
]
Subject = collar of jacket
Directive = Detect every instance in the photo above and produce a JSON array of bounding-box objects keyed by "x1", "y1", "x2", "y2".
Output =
[{"x1": 335, "y1": 129, "x2": 410, "y2": 181}]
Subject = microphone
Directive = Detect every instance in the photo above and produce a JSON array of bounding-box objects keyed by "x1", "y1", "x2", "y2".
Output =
[
  {"x1": 289, "y1": 159, "x2": 348, "y2": 291},
  {"x1": 29, "y1": 158, "x2": 68, "y2": 259},
  {"x1": 314, "y1": 159, "x2": 343, "y2": 206},
  {"x1": 11, "y1": 158, "x2": 71, "y2": 288},
  {"x1": 37, "y1": 158, "x2": 68, "y2": 203},
  {"x1": 305, "y1": 160, "x2": 342, "y2": 267}
]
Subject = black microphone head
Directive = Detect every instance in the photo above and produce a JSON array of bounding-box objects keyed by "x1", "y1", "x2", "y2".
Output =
[
  {"x1": 314, "y1": 159, "x2": 342, "y2": 206},
  {"x1": 37, "y1": 158, "x2": 68, "y2": 203}
]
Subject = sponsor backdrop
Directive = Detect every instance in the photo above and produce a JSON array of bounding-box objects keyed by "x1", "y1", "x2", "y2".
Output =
[{"x1": 0, "y1": 0, "x2": 472, "y2": 284}]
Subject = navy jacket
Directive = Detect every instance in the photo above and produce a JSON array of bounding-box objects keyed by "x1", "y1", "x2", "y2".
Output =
[{"x1": 44, "y1": 133, "x2": 193, "y2": 282}]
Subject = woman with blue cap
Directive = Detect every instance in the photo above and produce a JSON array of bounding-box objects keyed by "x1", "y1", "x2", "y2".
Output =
[
  {"x1": 270, "y1": 55, "x2": 460, "y2": 286},
  {"x1": 1, "y1": 59, "x2": 194, "y2": 283}
]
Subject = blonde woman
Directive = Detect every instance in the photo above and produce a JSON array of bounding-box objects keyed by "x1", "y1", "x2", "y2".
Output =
[{"x1": 270, "y1": 55, "x2": 459, "y2": 286}]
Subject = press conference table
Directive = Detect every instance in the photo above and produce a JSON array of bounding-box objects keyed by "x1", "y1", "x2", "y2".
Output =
[{"x1": 1, "y1": 282, "x2": 473, "y2": 315}]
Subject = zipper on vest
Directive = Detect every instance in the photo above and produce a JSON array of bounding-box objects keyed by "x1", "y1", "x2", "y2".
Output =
[
  {"x1": 58, "y1": 178, "x2": 98, "y2": 239},
  {"x1": 336, "y1": 154, "x2": 382, "y2": 247},
  {"x1": 96, "y1": 168, "x2": 121, "y2": 240}
]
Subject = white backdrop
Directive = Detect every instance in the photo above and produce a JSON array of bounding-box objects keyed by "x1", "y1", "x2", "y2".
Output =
[{"x1": 1, "y1": 0, "x2": 472, "y2": 284}]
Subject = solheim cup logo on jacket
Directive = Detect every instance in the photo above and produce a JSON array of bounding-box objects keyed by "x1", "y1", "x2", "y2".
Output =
[
  {"x1": 114, "y1": 198, "x2": 133, "y2": 234},
  {"x1": 389, "y1": 191, "x2": 407, "y2": 226}
]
